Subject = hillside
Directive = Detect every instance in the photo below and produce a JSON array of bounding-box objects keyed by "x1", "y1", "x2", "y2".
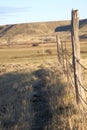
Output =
[
  {"x1": 0, "y1": 19, "x2": 87, "y2": 46},
  {"x1": 0, "y1": 20, "x2": 70, "y2": 36}
]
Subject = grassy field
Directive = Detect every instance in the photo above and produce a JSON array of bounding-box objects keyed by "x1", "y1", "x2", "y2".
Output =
[
  {"x1": 0, "y1": 43, "x2": 57, "y2": 64},
  {"x1": 0, "y1": 40, "x2": 87, "y2": 69},
  {"x1": 0, "y1": 38, "x2": 87, "y2": 130},
  {"x1": 0, "y1": 18, "x2": 87, "y2": 129}
]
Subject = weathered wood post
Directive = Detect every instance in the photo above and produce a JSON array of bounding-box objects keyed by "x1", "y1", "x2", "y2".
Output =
[
  {"x1": 71, "y1": 9, "x2": 86, "y2": 106},
  {"x1": 56, "y1": 35, "x2": 60, "y2": 62},
  {"x1": 61, "y1": 41, "x2": 65, "y2": 69},
  {"x1": 56, "y1": 35, "x2": 63, "y2": 65}
]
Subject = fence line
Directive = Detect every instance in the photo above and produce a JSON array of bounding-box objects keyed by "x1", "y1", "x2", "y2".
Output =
[
  {"x1": 56, "y1": 37, "x2": 87, "y2": 129},
  {"x1": 74, "y1": 56, "x2": 87, "y2": 70},
  {"x1": 76, "y1": 75, "x2": 87, "y2": 92},
  {"x1": 56, "y1": 35, "x2": 87, "y2": 103},
  {"x1": 56, "y1": 8, "x2": 87, "y2": 124}
]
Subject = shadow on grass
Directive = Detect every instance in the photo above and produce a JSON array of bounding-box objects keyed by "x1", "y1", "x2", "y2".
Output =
[
  {"x1": 55, "y1": 19, "x2": 87, "y2": 33},
  {"x1": 0, "y1": 68, "x2": 77, "y2": 130},
  {"x1": 79, "y1": 34, "x2": 87, "y2": 39},
  {"x1": 30, "y1": 69, "x2": 52, "y2": 130},
  {"x1": 0, "y1": 25, "x2": 15, "y2": 37},
  {"x1": 0, "y1": 69, "x2": 52, "y2": 130},
  {"x1": 0, "y1": 71, "x2": 31, "y2": 129},
  {"x1": 55, "y1": 25, "x2": 71, "y2": 32}
]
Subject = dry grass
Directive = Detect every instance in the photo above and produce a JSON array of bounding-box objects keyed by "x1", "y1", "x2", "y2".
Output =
[
  {"x1": 0, "y1": 19, "x2": 87, "y2": 129},
  {"x1": 0, "y1": 61, "x2": 87, "y2": 130},
  {"x1": 0, "y1": 43, "x2": 57, "y2": 64}
]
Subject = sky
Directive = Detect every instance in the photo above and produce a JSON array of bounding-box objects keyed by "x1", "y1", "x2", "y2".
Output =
[{"x1": 0, "y1": 0, "x2": 87, "y2": 25}]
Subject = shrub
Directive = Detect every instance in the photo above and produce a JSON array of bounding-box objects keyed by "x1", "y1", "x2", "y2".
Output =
[
  {"x1": 45, "y1": 49, "x2": 52, "y2": 55},
  {"x1": 32, "y1": 43, "x2": 39, "y2": 47}
]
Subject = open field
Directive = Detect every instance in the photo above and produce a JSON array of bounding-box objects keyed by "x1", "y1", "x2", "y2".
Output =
[
  {"x1": 0, "y1": 19, "x2": 87, "y2": 130},
  {"x1": 0, "y1": 43, "x2": 57, "y2": 64},
  {"x1": 0, "y1": 39, "x2": 87, "y2": 66}
]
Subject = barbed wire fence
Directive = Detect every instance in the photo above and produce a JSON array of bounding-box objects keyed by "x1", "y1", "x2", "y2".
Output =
[{"x1": 56, "y1": 9, "x2": 87, "y2": 127}]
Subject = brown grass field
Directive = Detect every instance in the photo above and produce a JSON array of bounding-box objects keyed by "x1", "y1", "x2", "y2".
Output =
[{"x1": 0, "y1": 20, "x2": 87, "y2": 130}]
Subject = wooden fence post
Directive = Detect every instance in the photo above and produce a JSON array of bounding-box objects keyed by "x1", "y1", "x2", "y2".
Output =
[
  {"x1": 71, "y1": 9, "x2": 86, "y2": 106},
  {"x1": 61, "y1": 41, "x2": 65, "y2": 69},
  {"x1": 56, "y1": 35, "x2": 63, "y2": 65},
  {"x1": 56, "y1": 35, "x2": 60, "y2": 62}
]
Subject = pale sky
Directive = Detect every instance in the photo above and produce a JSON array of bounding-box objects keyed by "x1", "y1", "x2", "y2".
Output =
[{"x1": 0, "y1": 0, "x2": 87, "y2": 25}]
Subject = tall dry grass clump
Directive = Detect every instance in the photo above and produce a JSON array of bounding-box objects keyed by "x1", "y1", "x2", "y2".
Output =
[{"x1": 0, "y1": 63, "x2": 87, "y2": 130}]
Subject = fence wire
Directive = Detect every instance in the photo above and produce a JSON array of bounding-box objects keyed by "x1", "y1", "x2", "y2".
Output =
[
  {"x1": 56, "y1": 35, "x2": 87, "y2": 108},
  {"x1": 74, "y1": 56, "x2": 87, "y2": 70}
]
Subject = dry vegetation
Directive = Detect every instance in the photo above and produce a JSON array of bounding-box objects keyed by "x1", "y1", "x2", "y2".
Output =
[{"x1": 0, "y1": 19, "x2": 87, "y2": 130}]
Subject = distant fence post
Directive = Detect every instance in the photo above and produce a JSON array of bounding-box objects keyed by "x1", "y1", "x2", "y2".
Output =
[
  {"x1": 71, "y1": 9, "x2": 86, "y2": 105},
  {"x1": 61, "y1": 41, "x2": 65, "y2": 69},
  {"x1": 56, "y1": 35, "x2": 60, "y2": 62},
  {"x1": 56, "y1": 35, "x2": 63, "y2": 65}
]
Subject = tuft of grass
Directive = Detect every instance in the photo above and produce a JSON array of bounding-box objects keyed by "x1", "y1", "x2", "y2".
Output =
[{"x1": 0, "y1": 62, "x2": 87, "y2": 130}]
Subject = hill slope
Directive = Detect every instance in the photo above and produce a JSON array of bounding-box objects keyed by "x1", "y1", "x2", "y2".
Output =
[
  {"x1": 0, "y1": 19, "x2": 87, "y2": 45},
  {"x1": 0, "y1": 20, "x2": 70, "y2": 37}
]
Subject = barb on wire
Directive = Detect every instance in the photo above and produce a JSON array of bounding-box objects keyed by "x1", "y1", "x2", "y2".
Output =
[
  {"x1": 79, "y1": 93, "x2": 87, "y2": 105},
  {"x1": 67, "y1": 69, "x2": 75, "y2": 88},
  {"x1": 64, "y1": 50, "x2": 72, "y2": 58},
  {"x1": 65, "y1": 57, "x2": 75, "y2": 88},
  {"x1": 74, "y1": 56, "x2": 87, "y2": 70},
  {"x1": 67, "y1": 60, "x2": 73, "y2": 68},
  {"x1": 80, "y1": 101, "x2": 87, "y2": 114},
  {"x1": 65, "y1": 66, "x2": 75, "y2": 96},
  {"x1": 76, "y1": 75, "x2": 87, "y2": 92}
]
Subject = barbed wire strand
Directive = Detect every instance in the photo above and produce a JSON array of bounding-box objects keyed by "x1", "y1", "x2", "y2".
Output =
[
  {"x1": 56, "y1": 37, "x2": 87, "y2": 129},
  {"x1": 63, "y1": 42, "x2": 75, "y2": 97},
  {"x1": 56, "y1": 38, "x2": 87, "y2": 104},
  {"x1": 74, "y1": 56, "x2": 87, "y2": 70},
  {"x1": 79, "y1": 100, "x2": 87, "y2": 114},
  {"x1": 79, "y1": 93, "x2": 87, "y2": 105},
  {"x1": 67, "y1": 60, "x2": 73, "y2": 69},
  {"x1": 76, "y1": 75, "x2": 87, "y2": 92}
]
